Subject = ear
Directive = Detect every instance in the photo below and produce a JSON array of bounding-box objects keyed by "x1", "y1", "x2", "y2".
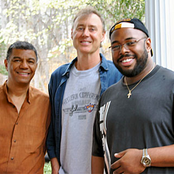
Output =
[
  {"x1": 145, "y1": 38, "x2": 152, "y2": 55},
  {"x1": 4, "y1": 59, "x2": 8, "y2": 71},
  {"x1": 101, "y1": 30, "x2": 106, "y2": 42}
]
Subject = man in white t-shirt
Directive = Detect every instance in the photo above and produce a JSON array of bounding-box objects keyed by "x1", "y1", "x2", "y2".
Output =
[{"x1": 46, "y1": 6, "x2": 122, "y2": 174}]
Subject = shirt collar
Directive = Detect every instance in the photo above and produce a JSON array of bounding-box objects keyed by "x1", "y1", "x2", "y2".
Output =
[{"x1": 62, "y1": 53, "x2": 108, "y2": 77}]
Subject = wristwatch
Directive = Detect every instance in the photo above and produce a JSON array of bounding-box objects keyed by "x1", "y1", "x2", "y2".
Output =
[{"x1": 141, "y1": 149, "x2": 151, "y2": 167}]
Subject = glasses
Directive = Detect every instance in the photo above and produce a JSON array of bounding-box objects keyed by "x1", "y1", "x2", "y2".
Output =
[{"x1": 109, "y1": 37, "x2": 147, "y2": 52}]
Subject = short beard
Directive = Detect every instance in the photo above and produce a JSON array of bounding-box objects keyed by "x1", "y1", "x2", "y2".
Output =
[{"x1": 115, "y1": 49, "x2": 148, "y2": 77}]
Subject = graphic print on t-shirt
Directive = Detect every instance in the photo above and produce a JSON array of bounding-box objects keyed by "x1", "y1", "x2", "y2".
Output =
[
  {"x1": 60, "y1": 63, "x2": 101, "y2": 173},
  {"x1": 63, "y1": 91, "x2": 99, "y2": 118}
]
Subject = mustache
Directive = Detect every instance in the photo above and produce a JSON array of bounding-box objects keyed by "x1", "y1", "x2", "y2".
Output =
[{"x1": 118, "y1": 54, "x2": 135, "y2": 62}]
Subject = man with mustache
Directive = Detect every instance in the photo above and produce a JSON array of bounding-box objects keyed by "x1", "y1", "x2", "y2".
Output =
[
  {"x1": 46, "y1": 6, "x2": 122, "y2": 174},
  {"x1": 0, "y1": 41, "x2": 50, "y2": 173},
  {"x1": 92, "y1": 18, "x2": 174, "y2": 174}
]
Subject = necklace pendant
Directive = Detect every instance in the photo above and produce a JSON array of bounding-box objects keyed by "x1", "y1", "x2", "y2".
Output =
[{"x1": 127, "y1": 91, "x2": 131, "y2": 98}]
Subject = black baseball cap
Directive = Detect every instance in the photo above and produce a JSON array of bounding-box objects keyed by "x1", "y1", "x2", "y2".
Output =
[{"x1": 109, "y1": 18, "x2": 153, "y2": 56}]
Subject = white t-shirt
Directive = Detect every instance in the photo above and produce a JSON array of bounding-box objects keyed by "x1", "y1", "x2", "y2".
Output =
[{"x1": 60, "y1": 63, "x2": 101, "y2": 174}]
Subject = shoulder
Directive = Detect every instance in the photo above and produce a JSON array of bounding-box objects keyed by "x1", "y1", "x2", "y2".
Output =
[
  {"x1": 106, "y1": 60, "x2": 119, "y2": 72},
  {"x1": 98, "y1": 82, "x2": 120, "y2": 108},
  {"x1": 49, "y1": 59, "x2": 77, "y2": 84},
  {"x1": 30, "y1": 86, "x2": 49, "y2": 101},
  {"x1": 102, "y1": 79, "x2": 122, "y2": 97},
  {"x1": 100, "y1": 54, "x2": 114, "y2": 67},
  {"x1": 100, "y1": 54, "x2": 121, "y2": 73},
  {"x1": 0, "y1": 82, "x2": 7, "y2": 96},
  {"x1": 0, "y1": 85, "x2": 4, "y2": 99},
  {"x1": 157, "y1": 66, "x2": 174, "y2": 79},
  {"x1": 49, "y1": 62, "x2": 71, "y2": 91},
  {"x1": 0, "y1": 85, "x2": 3, "y2": 92},
  {"x1": 105, "y1": 59, "x2": 115, "y2": 67},
  {"x1": 51, "y1": 58, "x2": 77, "y2": 77}
]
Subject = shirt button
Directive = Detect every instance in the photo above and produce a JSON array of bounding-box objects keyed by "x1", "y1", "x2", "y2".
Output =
[
  {"x1": 16, "y1": 122, "x2": 18, "y2": 125},
  {"x1": 14, "y1": 140, "x2": 16, "y2": 143},
  {"x1": 11, "y1": 157, "x2": 14, "y2": 160}
]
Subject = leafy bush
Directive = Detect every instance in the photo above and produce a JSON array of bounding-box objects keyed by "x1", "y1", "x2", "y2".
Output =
[
  {"x1": 0, "y1": 64, "x2": 8, "y2": 75},
  {"x1": 44, "y1": 162, "x2": 52, "y2": 174}
]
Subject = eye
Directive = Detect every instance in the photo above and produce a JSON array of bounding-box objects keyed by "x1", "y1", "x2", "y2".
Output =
[
  {"x1": 77, "y1": 27, "x2": 84, "y2": 31},
  {"x1": 27, "y1": 59, "x2": 36, "y2": 64},
  {"x1": 13, "y1": 59, "x2": 21, "y2": 62},
  {"x1": 89, "y1": 27, "x2": 96, "y2": 32},
  {"x1": 112, "y1": 45, "x2": 120, "y2": 50},
  {"x1": 126, "y1": 41, "x2": 136, "y2": 46},
  {"x1": 28, "y1": 61, "x2": 35, "y2": 64}
]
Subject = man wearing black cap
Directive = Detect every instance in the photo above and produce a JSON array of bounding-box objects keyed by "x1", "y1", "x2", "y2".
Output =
[{"x1": 92, "y1": 18, "x2": 174, "y2": 174}]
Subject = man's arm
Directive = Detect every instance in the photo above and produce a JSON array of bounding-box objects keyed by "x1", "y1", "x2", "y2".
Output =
[
  {"x1": 46, "y1": 120, "x2": 57, "y2": 158},
  {"x1": 148, "y1": 144, "x2": 174, "y2": 167},
  {"x1": 51, "y1": 157, "x2": 60, "y2": 174},
  {"x1": 46, "y1": 77, "x2": 58, "y2": 162},
  {"x1": 91, "y1": 156, "x2": 104, "y2": 174},
  {"x1": 111, "y1": 145, "x2": 174, "y2": 174}
]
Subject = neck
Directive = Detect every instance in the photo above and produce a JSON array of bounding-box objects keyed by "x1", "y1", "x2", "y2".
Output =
[
  {"x1": 75, "y1": 51, "x2": 101, "y2": 70},
  {"x1": 6, "y1": 81, "x2": 29, "y2": 113},
  {"x1": 6, "y1": 80, "x2": 29, "y2": 97}
]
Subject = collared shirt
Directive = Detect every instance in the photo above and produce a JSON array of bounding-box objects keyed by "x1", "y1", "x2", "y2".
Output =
[
  {"x1": 46, "y1": 53, "x2": 122, "y2": 164},
  {"x1": 0, "y1": 82, "x2": 51, "y2": 174}
]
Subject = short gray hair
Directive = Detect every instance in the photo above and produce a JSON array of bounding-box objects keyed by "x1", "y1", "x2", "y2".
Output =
[{"x1": 72, "y1": 6, "x2": 106, "y2": 32}]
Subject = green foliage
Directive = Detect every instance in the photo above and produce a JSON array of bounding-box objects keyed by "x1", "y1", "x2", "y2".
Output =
[
  {"x1": 44, "y1": 162, "x2": 52, "y2": 174},
  {"x1": 0, "y1": 0, "x2": 145, "y2": 91},
  {"x1": 80, "y1": 0, "x2": 145, "y2": 30},
  {"x1": 0, "y1": 40, "x2": 7, "y2": 77},
  {"x1": 0, "y1": 0, "x2": 145, "y2": 52},
  {"x1": 0, "y1": 64, "x2": 8, "y2": 75}
]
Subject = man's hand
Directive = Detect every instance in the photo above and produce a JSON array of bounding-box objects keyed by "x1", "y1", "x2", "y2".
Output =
[{"x1": 111, "y1": 149, "x2": 146, "y2": 174}]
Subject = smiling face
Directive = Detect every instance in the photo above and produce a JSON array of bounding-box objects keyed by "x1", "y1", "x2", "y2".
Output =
[
  {"x1": 4, "y1": 48, "x2": 37, "y2": 86},
  {"x1": 110, "y1": 28, "x2": 152, "y2": 77},
  {"x1": 71, "y1": 13, "x2": 105, "y2": 55}
]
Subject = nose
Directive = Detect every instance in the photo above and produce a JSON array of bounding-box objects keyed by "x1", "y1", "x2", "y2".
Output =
[
  {"x1": 120, "y1": 43, "x2": 129, "y2": 54},
  {"x1": 82, "y1": 28, "x2": 89, "y2": 36},
  {"x1": 19, "y1": 60, "x2": 28, "y2": 69}
]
